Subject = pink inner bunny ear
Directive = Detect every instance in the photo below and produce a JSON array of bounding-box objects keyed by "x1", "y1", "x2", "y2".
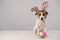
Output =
[
  {"x1": 42, "y1": 2, "x2": 48, "y2": 10},
  {"x1": 31, "y1": 6, "x2": 39, "y2": 13},
  {"x1": 34, "y1": 6, "x2": 38, "y2": 12}
]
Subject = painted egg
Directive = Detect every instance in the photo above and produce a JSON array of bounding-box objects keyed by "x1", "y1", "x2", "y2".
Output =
[{"x1": 40, "y1": 32, "x2": 47, "y2": 38}]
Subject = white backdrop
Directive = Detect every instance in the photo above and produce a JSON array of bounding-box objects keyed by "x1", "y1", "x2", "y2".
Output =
[{"x1": 0, "y1": 0, "x2": 60, "y2": 30}]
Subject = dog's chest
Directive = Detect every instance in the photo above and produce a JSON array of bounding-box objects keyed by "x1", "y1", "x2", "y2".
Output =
[
  {"x1": 36, "y1": 20, "x2": 46, "y2": 30},
  {"x1": 38, "y1": 22, "x2": 45, "y2": 29}
]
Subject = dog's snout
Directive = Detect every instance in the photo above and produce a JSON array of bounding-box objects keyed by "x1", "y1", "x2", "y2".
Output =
[{"x1": 41, "y1": 17, "x2": 43, "y2": 20}]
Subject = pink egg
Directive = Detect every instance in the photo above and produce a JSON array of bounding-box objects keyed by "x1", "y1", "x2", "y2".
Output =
[{"x1": 42, "y1": 32, "x2": 47, "y2": 36}]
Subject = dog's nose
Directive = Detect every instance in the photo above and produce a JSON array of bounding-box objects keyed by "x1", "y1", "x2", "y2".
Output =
[{"x1": 41, "y1": 17, "x2": 43, "y2": 20}]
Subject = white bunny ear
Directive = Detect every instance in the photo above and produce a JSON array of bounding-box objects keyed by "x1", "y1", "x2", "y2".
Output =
[{"x1": 42, "y1": 2, "x2": 48, "y2": 10}]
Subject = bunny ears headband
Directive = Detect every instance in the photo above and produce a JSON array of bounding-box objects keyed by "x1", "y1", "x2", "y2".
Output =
[{"x1": 31, "y1": 2, "x2": 48, "y2": 13}]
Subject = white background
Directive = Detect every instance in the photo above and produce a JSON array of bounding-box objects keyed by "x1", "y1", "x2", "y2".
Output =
[{"x1": 0, "y1": 0, "x2": 60, "y2": 30}]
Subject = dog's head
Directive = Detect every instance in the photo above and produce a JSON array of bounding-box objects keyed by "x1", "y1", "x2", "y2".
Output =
[
  {"x1": 35, "y1": 10, "x2": 48, "y2": 21},
  {"x1": 31, "y1": 2, "x2": 48, "y2": 21}
]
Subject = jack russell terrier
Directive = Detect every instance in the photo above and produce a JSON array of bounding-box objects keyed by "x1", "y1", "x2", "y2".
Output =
[{"x1": 31, "y1": 2, "x2": 48, "y2": 38}]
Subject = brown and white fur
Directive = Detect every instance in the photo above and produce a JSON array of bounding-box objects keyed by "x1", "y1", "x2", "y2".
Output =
[
  {"x1": 31, "y1": 2, "x2": 48, "y2": 38},
  {"x1": 34, "y1": 10, "x2": 48, "y2": 37}
]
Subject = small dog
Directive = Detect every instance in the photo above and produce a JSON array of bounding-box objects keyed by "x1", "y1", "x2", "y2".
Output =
[
  {"x1": 31, "y1": 2, "x2": 48, "y2": 37},
  {"x1": 34, "y1": 10, "x2": 48, "y2": 37}
]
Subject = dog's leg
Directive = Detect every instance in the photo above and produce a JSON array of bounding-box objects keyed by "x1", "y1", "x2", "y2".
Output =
[
  {"x1": 44, "y1": 27, "x2": 46, "y2": 32},
  {"x1": 35, "y1": 29, "x2": 37, "y2": 34},
  {"x1": 34, "y1": 28, "x2": 37, "y2": 34},
  {"x1": 37, "y1": 30, "x2": 40, "y2": 36}
]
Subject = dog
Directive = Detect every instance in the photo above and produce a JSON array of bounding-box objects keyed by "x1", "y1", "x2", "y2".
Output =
[
  {"x1": 31, "y1": 2, "x2": 48, "y2": 38},
  {"x1": 34, "y1": 10, "x2": 48, "y2": 37}
]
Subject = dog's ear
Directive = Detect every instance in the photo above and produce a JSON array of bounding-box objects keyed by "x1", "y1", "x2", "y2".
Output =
[
  {"x1": 45, "y1": 11, "x2": 48, "y2": 15},
  {"x1": 31, "y1": 6, "x2": 39, "y2": 15},
  {"x1": 42, "y1": 2, "x2": 48, "y2": 10}
]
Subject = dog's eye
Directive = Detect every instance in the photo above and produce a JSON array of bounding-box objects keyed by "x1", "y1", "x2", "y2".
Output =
[
  {"x1": 43, "y1": 14, "x2": 45, "y2": 16},
  {"x1": 39, "y1": 14, "x2": 41, "y2": 16}
]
